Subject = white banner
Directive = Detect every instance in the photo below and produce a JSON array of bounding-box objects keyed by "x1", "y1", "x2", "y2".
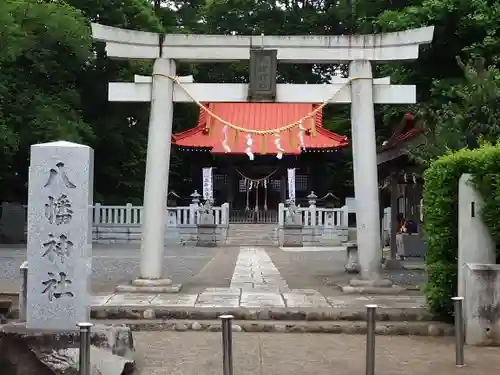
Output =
[
  {"x1": 202, "y1": 167, "x2": 213, "y2": 200},
  {"x1": 287, "y1": 168, "x2": 296, "y2": 200}
]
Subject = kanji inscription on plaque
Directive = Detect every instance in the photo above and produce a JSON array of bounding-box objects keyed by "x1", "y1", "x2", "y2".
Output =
[
  {"x1": 42, "y1": 271, "x2": 74, "y2": 301},
  {"x1": 44, "y1": 162, "x2": 76, "y2": 188},
  {"x1": 41, "y1": 233, "x2": 73, "y2": 263},
  {"x1": 45, "y1": 193, "x2": 73, "y2": 225},
  {"x1": 248, "y1": 49, "x2": 277, "y2": 102}
]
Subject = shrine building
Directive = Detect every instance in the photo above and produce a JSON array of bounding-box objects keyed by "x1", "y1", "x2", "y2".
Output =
[{"x1": 172, "y1": 102, "x2": 348, "y2": 223}]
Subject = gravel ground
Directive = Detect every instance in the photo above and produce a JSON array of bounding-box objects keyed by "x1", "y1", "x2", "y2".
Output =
[
  {"x1": 0, "y1": 244, "x2": 220, "y2": 293},
  {"x1": 134, "y1": 331, "x2": 500, "y2": 375}
]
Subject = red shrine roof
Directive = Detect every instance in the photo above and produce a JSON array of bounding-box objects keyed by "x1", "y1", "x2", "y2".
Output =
[
  {"x1": 379, "y1": 112, "x2": 424, "y2": 152},
  {"x1": 172, "y1": 103, "x2": 348, "y2": 154}
]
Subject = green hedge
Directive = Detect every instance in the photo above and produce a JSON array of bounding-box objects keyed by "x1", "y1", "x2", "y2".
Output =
[{"x1": 423, "y1": 143, "x2": 500, "y2": 320}]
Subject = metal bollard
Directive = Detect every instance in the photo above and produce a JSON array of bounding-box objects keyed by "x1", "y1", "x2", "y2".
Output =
[
  {"x1": 452, "y1": 297, "x2": 465, "y2": 367},
  {"x1": 77, "y1": 322, "x2": 94, "y2": 375},
  {"x1": 220, "y1": 315, "x2": 234, "y2": 375},
  {"x1": 365, "y1": 304, "x2": 377, "y2": 375}
]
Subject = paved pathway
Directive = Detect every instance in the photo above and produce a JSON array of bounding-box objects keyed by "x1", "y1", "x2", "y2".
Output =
[
  {"x1": 134, "y1": 332, "x2": 500, "y2": 375},
  {"x1": 92, "y1": 246, "x2": 423, "y2": 310},
  {"x1": 230, "y1": 247, "x2": 289, "y2": 291},
  {"x1": 0, "y1": 244, "x2": 425, "y2": 310}
]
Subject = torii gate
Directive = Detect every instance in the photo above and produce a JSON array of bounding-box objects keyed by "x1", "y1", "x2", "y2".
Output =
[{"x1": 91, "y1": 23, "x2": 434, "y2": 291}]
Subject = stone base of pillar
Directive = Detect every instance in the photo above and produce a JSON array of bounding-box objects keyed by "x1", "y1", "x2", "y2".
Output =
[
  {"x1": 382, "y1": 258, "x2": 404, "y2": 270},
  {"x1": 282, "y1": 224, "x2": 304, "y2": 247},
  {"x1": 115, "y1": 278, "x2": 182, "y2": 293},
  {"x1": 340, "y1": 278, "x2": 405, "y2": 295},
  {"x1": 344, "y1": 242, "x2": 360, "y2": 274},
  {"x1": 197, "y1": 223, "x2": 217, "y2": 247}
]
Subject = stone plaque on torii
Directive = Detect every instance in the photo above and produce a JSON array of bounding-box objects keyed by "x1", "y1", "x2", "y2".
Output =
[
  {"x1": 248, "y1": 48, "x2": 278, "y2": 102},
  {"x1": 91, "y1": 23, "x2": 434, "y2": 291}
]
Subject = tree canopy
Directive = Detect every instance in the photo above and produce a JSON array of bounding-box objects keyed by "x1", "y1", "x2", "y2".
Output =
[{"x1": 1, "y1": 0, "x2": 500, "y2": 203}]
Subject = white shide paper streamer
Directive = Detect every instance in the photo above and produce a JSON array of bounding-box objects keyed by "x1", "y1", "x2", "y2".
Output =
[
  {"x1": 245, "y1": 134, "x2": 254, "y2": 160},
  {"x1": 274, "y1": 133, "x2": 285, "y2": 159},
  {"x1": 222, "y1": 124, "x2": 231, "y2": 153},
  {"x1": 298, "y1": 120, "x2": 306, "y2": 150}
]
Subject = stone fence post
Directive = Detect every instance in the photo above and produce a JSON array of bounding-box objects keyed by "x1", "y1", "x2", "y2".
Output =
[
  {"x1": 125, "y1": 203, "x2": 133, "y2": 225},
  {"x1": 94, "y1": 203, "x2": 101, "y2": 225},
  {"x1": 342, "y1": 205, "x2": 349, "y2": 228},
  {"x1": 221, "y1": 202, "x2": 229, "y2": 225},
  {"x1": 278, "y1": 203, "x2": 285, "y2": 227}
]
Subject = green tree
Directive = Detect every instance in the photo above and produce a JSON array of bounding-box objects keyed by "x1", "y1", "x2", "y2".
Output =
[
  {"x1": 0, "y1": 0, "x2": 93, "y2": 201},
  {"x1": 66, "y1": 0, "x2": 164, "y2": 203},
  {"x1": 411, "y1": 59, "x2": 500, "y2": 164},
  {"x1": 372, "y1": 0, "x2": 500, "y2": 161}
]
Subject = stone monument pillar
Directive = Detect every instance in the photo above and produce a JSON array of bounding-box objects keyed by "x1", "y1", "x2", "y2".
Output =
[{"x1": 27, "y1": 141, "x2": 93, "y2": 330}]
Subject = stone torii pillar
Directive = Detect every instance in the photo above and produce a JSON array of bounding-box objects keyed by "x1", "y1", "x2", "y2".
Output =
[
  {"x1": 349, "y1": 60, "x2": 381, "y2": 281},
  {"x1": 91, "y1": 23, "x2": 434, "y2": 292},
  {"x1": 138, "y1": 59, "x2": 176, "y2": 284}
]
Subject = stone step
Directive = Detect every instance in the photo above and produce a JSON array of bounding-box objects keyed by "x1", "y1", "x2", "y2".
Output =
[
  {"x1": 10, "y1": 290, "x2": 432, "y2": 323},
  {"x1": 89, "y1": 306, "x2": 433, "y2": 321},
  {"x1": 94, "y1": 319, "x2": 453, "y2": 336},
  {"x1": 10, "y1": 303, "x2": 433, "y2": 322},
  {"x1": 227, "y1": 234, "x2": 276, "y2": 237},
  {"x1": 227, "y1": 232, "x2": 276, "y2": 236}
]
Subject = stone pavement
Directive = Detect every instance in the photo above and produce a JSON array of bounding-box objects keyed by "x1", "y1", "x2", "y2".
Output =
[
  {"x1": 90, "y1": 291, "x2": 432, "y2": 324},
  {"x1": 92, "y1": 245, "x2": 426, "y2": 315},
  {"x1": 134, "y1": 332, "x2": 500, "y2": 375},
  {"x1": 1, "y1": 244, "x2": 427, "y2": 319},
  {"x1": 93, "y1": 290, "x2": 426, "y2": 310},
  {"x1": 231, "y1": 247, "x2": 289, "y2": 290}
]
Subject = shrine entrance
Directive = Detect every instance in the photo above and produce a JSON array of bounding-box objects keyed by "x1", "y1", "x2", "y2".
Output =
[
  {"x1": 92, "y1": 22, "x2": 434, "y2": 284},
  {"x1": 230, "y1": 167, "x2": 281, "y2": 223}
]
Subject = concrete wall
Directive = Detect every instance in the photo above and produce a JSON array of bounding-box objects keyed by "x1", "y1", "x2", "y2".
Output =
[{"x1": 465, "y1": 263, "x2": 500, "y2": 345}]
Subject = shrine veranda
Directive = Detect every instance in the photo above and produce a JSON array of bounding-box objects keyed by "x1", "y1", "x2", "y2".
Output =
[{"x1": 85, "y1": 25, "x2": 435, "y2": 289}]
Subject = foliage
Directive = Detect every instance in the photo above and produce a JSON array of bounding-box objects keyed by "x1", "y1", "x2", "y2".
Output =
[
  {"x1": 0, "y1": 0, "x2": 94, "y2": 200},
  {"x1": 409, "y1": 58, "x2": 500, "y2": 164},
  {"x1": 423, "y1": 144, "x2": 500, "y2": 320},
  {"x1": 372, "y1": 0, "x2": 500, "y2": 161},
  {"x1": 5, "y1": 0, "x2": 500, "y2": 203},
  {"x1": 0, "y1": 0, "x2": 166, "y2": 203},
  {"x1": 2, "y1": 0, "x2": 380, "y2": 203}
]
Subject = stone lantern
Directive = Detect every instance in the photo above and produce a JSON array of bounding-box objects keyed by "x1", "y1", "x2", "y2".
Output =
[
  {"x1": 190, "y1": 190, "x2": 201, "y2": 204},
  {"x1": 307, "y1": 191, "x2": 317, "y2": 206}
]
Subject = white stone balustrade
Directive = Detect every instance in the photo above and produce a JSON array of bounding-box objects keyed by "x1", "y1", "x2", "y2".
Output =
[
  {"x1": 91, "y1": 202, "x2": 229, "y2": 244},
  {"x1": 277, "y1": 202, "x2": 351, "y2": 246},
  {"x1": 92, "y1": 203, "x2": 227, "y2": 226}
]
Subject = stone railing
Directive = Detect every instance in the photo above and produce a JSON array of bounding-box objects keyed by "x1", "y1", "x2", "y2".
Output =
[
  {"x1": 93, "y1": 203, "x2": 228, "y2": 226},
  {"x1": 277, "y1": 203, "x2": 347, "y2": 228},
  {"x1": 92, "y1": 202, "x2": 230, "y2": 244},
  {"x1": 277, "y1": 201, "x2": 349, "y2": 246},
  {"x1": 276, "y1": 200, "x2": 392, "y2": 247}
]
